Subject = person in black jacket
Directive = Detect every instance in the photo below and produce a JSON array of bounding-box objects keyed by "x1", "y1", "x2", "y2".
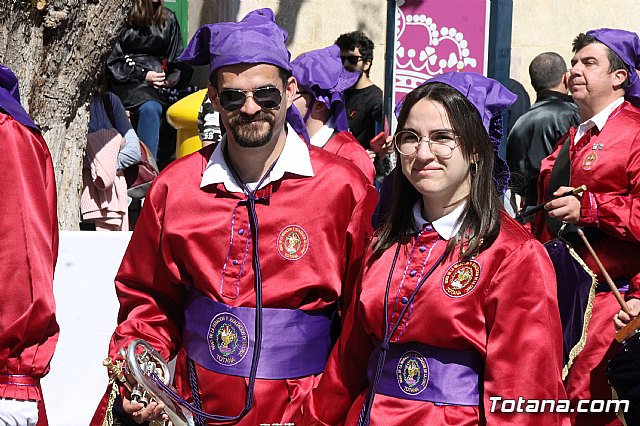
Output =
[
  {"x1": 335, "y1": 31, "x2": 393, "y2": 185},
  {"x1": 106, "y1": 0, "x2": 190, "y2": 159},
  {"x1": 506, "y1": 52, "x2": 580, "y2": 217}
]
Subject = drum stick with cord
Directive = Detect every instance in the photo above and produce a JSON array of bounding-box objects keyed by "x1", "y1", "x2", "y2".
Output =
[
  {"x1": 575, "y1": 229, "x2": 640, "y2": 343},
  {"x1": 577, "y1": 228, "x2": 630, "y2": 315},
  {"x1": 515, "y1": 185, "x2": 587, "y2": 220}
]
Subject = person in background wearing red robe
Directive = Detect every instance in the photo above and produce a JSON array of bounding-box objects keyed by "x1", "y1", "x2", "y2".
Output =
[
  {"x1": 0, "y1": 63, "x2": 59, "y2": 426},
  {"x1": 289, "y1": 44, "x2": 376, "y2": 183},
  {"x1": 534, "y1": 28, "x2": 640, "y2": 426},
  {"x1": 299, "y1": 72, "x2": 569, "y2": 425},
  {"x1": 90, "y1": 8, "x2": 378, "y2": 426}
]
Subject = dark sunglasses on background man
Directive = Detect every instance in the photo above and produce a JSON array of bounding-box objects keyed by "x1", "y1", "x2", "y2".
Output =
[
  {"x1": 217, "y1": 87, "x2": 282, "y2": 111},
  {"x1": 341, "y1": 55, "x2": 363, "y2": 65}
]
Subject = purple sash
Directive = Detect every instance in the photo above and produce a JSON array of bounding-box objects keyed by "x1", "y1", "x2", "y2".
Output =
[
  {"x1": 183, "y1": 288, "x2": 334, "y2": 380},
  {"x1": 367, "y1": 342, "x2": 482, "y2": 405}
]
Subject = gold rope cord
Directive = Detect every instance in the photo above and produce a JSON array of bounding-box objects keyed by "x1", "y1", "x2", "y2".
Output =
[
  {"x1": 102, "y1": 379, "x2": 119, "y2": 426},
  {"x1": 611, "y1": 386, "x2": 628, "y2": 426},
  {"x1": 561, "y1": 240, "x2": 599, "y2": 380}
]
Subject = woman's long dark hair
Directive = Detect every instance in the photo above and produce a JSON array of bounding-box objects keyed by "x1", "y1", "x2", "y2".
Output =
[
  {"x1": 129, "y1": 0, "x2": 166, "y2": 28},
  {"x1": 374, "y1": 83, "x2": 502, "y2": 259}
]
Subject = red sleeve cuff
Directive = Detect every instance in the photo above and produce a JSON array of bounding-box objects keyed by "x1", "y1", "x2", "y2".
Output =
[
  {"x1": 578, "y1": 190, "x2": 598, "y2": 226},
  {"x1": 625, "y1": 292, "x2": 640, "y2": 301}
]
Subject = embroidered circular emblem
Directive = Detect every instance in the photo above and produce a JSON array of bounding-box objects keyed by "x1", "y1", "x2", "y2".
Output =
[
  {"x1": 396, "y1": 351, "x2": 429, "y2": 395},
  {"x1": 442, "y1": 260, "x2": 481, "y2": 298},
  {"x1": 208, "y1": 312, "x2": 249, "y2": 366},
  {"x1": 582, "y1": 152, "x2": 598, "y2": 170},
  {"x1": 277, "y1": 225, "x2": 309, "y2": 260}
]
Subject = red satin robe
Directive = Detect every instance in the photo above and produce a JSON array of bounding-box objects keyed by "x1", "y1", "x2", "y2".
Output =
[
  {"x1": 90, "y1": 142, "x2": 378, "y2": 425},
  {"x1": 534, "y1": 100, "x2": 640, "y2": 426},
  {"x1": 324, "y1": 131, "x2": 376, "y2": 183},
  {"x1": 0, "y1": 112, "x2": 59, "y2": 424},
  {"x1": 302, "y1": 212, "x2": 568, "y2": 425}
]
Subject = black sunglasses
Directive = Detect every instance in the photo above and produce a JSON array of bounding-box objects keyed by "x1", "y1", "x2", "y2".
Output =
[
  {"x1": 340, "y1": 55, "x2": 363, "y2": 65},
  {"x1": 217, "y1": 87, "x2": 282, "y2": 111}
]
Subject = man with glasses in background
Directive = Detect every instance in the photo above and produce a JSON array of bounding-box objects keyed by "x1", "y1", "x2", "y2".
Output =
[
  {"x1": 90, "y1": 9, "x2": 378, "y2": 426},
  {"x1": 336, "y1": 31, "x2": 393, "y2": 186}
]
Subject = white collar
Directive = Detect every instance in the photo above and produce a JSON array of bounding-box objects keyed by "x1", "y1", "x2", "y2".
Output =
[
  {"x1": 309, "y1": 116, "x2": 336, "y2": 148},
  {"x1": 200, "y1": 124, "x2": 314, "y2": 193},
  {"x1": 574, "y1": 97, "x2": 624, "y2": 145},
  {"x1": 411, "y1": 201, "x2": 465, "y2": 240}
]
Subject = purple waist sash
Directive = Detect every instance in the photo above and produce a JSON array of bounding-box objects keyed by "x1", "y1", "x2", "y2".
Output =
[
  {"x1": 183, "y1": 289, "x2": 334, "y2": 380},
  {"x1": 367, "y1": 342, "x2": 483, "y2": 405}
]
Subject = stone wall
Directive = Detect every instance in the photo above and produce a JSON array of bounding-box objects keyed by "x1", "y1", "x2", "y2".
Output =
[
  {"x1": 512, "y1": 0, "x2": 640, "y2": 100},
  {"x1": 186, "y1": 0, "x2": 388, "y2": 89}
]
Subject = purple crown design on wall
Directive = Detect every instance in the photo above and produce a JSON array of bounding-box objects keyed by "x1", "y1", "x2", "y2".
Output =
[{"x1": 393, "y1": 0, "x2": 488, "y2": 101}]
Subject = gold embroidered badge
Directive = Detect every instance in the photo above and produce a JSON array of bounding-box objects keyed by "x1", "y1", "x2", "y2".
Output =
[{"x1": 442, "y1": 260, "x2": 481, "y2": 297}]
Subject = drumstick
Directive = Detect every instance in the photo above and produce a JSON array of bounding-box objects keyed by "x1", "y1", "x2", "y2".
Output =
[
  {"x1": 576, "y1": 229, "x2": 639, "y2": 343},
  {"x1": 576, "y1": 229, "x2": 630, "y2": 315},
  {"x1": 515, "y1": 185, "x2": 587, "y2": 220}
]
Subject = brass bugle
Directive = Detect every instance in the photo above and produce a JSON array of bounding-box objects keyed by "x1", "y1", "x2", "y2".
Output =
[{"x1": 104, "y1": 339, "x2": 195, "y2": 426}]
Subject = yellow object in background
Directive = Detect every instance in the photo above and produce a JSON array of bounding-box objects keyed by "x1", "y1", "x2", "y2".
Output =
[{"x1": 166, "y1": 89, "x2": 208, "y2": 158}]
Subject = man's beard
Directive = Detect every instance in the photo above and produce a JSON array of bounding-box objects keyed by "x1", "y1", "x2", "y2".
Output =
[{"x1": 228, "y1": 112, "x2": 276, "y2": 148}]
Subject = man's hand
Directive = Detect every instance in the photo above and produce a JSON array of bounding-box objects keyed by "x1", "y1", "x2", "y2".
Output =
[
  {"x1": 122, "y1": 393, "x2": 168, "y2": 424},
  {"x1": 120, "y1": 368, "x2": 168, "y2": 425},
  {"x1": 614, "y1": 298, "x2": 640, "y2": 330},
  {"x1": 544, "y1": 186, "x2": 582, "y2": 224}
]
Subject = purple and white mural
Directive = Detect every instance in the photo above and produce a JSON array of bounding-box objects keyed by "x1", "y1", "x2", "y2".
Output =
[{"x1": 393, "y1": 0, "x2": 490, "y2": 107}]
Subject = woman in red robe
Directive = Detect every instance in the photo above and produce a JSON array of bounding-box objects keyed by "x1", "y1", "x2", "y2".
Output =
[{"x1": 301, "y1": 72, "x2": 569, "y2": 426}]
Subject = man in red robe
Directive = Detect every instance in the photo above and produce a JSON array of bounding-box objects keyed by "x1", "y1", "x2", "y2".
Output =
[
  {"x1": 533, "y1": 28, "x2": 640, "y2": 426},
  {"x1": 290, "y1": 44, "x2": 376, "y2": 182},
  {"x1": 0, "y1": 63, "x2": 59, "y2": 426},
  {"x1": 90, "y1": 8, "x2": 377, "y2": 426}
]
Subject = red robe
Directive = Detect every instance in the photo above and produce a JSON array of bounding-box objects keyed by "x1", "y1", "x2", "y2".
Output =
[
  {"x1": 324, "y1": 131, "x2": 376, "y2": 183},
  {"x1": 91, "y1": 142, "x2": 378, "y2": 425},
  {"x1": 0, "y1": 112, "x2": 59, "y2": 425},
  {"x1": 302, "y1": 212, "x2": 568, "y2": 425},
  {"x1": 533, "y1": 100, "x2": 640, "y2": 426}
]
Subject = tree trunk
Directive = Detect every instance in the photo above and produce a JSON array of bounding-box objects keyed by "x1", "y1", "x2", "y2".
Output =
[{"x1": 0, "y1": 0, "x2": 133, "y2": 229}]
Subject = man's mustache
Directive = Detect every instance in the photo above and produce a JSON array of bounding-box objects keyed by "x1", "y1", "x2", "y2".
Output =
[{"x1": 230, "y1": 112, "x2": 275, "y2": 126}]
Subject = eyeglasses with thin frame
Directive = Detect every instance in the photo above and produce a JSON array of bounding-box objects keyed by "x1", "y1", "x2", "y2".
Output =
[
  {"x1": 217, "y1": 86, "x2": 282, "y2": 111},
  {"x1": 340, "y1": 55, "x2": 363, "y2": 65},
  {"x1": 394, "y1": 129, "x2": 460, "y2": 158}
]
